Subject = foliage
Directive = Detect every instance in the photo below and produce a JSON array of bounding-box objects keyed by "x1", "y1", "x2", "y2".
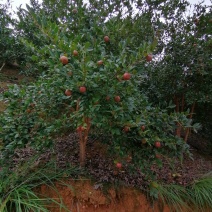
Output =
[
  {"x1": 142, "y1": 2, "x2": 212, "y2": 141},
  {"x1": 188, "y1": 172, "x2": 212, "y2": 211},
  {"x1": 156, "y1": 172, "x2": 212, "y2": 212},
  {"x1": 0, "y1": 156, "x2": 80, "y2": 212},
  {"x1": 0, "y1": 0, "x2": 197, "y2": 180},
  {"x1": 0, "y1": 1, "x2": 26, "y2": 69}
]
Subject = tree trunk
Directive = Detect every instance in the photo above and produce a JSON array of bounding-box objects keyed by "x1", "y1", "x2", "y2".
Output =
[{"x1": 78, "y1": 116, "x2": 91, "y2": 167}]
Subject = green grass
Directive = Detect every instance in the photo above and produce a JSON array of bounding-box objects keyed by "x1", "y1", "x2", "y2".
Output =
[
  {"x1": 188, "y1": 172, "x2": 212, "y2": 211},
  {"x1": 0, "y1": 155, "x2": 81, "y2": 212},
  {"x1": 157, "y1": 172, "x2": 212, "y2": 212}
]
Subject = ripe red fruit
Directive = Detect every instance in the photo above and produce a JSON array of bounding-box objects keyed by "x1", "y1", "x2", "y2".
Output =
[
  {"x1": 146, "y1": 54, "x2": 152, "y2": 62},
  {"x1": 79, "y1": 86, "x2": 86, "y2": 93},
  {"x1": 65, "y1": 89, "x2": 72, "y2": 96},
  {"x1": 154, "y1": 141, "x2": 161, "y2": 148},
  {"x1": 116, "y1": 162, "x2": 122, "y2": 169},
  {"x1": 60, "y1": 56, "x2": 68, "y2": 65},
  {"x1": 123, "y1": 126, "x2": 130, "y2": 132},
  {"x1": 141, "y1": 125, "x2": 145, "y2": 131},
  {"x1": 97, "y1": 60, "x2": 103, "y2": 66},
  {"x1": 114, "y1": 96, "x2": 121, "y2": 102},
  {"x1": 73, "y1": 50, "x2": 78, "y2": 56},
  {"x1": 104, "y1": 36, "x2": 110, "y2": 43},
  {"x1": 122, "y1": 72, "x2": 131, "y2": 80}
]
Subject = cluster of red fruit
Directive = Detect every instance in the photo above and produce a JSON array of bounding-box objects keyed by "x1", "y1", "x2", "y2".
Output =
[
  {"x1": 60, "y1": 36, "x2": 153, "y2": 98},
  {"x1": 61, "y1": 36, "x2": 137, "y2": 101}
]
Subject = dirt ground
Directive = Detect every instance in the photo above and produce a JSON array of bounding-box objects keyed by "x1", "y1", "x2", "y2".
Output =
[{"x1": 36, "y1": 179, "x2": 172, "y2": 212}]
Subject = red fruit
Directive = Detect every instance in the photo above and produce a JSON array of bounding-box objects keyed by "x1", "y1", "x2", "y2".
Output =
[
  {"x1": 65, "y1": 89, "x2": 72, "y2": 96},
  {"x1": 60, "y1": 56, "x2": 68, "y2": 65},
  {"x1": 79, "y1": 86, "x2": 86, "y2": 93},
  {"x1": 104, "y1": 36, "x2": 110, "y2": 43},
  {"x1": 73, "y1": 50, "x2": 78, "y2": 56},
  {"x1": 116, "y1": 162, "x2": 122, "y2": 169},
  {"x1": 123, "y1": 126, "x2": 130, "y2": 132},
  {"x1": 141, "y1": 125, "x2": 145, "y2": 131},
  {"x1": 105, "y1": 96, "x2": 110, "y2": 101},
  {"x1": 154, "y1": 141, "x2": 161, "y2": 148},
  {"x1": 146, "y1": 54, "x2": 152, "y2": 62},
  {"x1": 97, "y1": 60, "x2": 103, "y2": 66},
  {"x1": 122, "y1": 72, "x2": 131, "y2": 80},
  {"x1": 114, "y1": 96, "x2": 121, "y2": 102}
]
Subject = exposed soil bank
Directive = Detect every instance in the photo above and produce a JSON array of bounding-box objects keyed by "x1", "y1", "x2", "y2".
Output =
[{"x1": 37, "y1": 179, "x2": 172, "y2": 212}]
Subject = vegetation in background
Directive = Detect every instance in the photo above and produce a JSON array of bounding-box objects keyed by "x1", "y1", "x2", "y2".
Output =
[{"x1": 0, "y1": 0, "x2": 211, "y2": 211}]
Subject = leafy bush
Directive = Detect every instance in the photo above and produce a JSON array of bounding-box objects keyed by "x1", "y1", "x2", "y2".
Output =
[
  {"x1": 141, "y1": 2, "x2": 212, "y2": 141},
  {"x1": 0, "y1": 1, "x2": 26, "y2": 69},
  {"x1": 0, "y1": 0, "x2": 198, "y2": 181}
]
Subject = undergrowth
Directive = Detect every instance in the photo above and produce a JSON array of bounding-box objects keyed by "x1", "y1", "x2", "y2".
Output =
[
  {"x1": 157, "y1": 172, "x2": 212, "y2": 212},
  {"x1": 0, "y1": 155, "x2": 82, "y2": 212}
]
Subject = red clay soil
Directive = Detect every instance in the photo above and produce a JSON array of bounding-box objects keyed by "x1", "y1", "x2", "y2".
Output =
[
  {"x1": 37, "y1": 179, "x2": 171, "y2": 212},
  {"x1": 29, "y1": 133, "x2": 211, "y2": 212}
]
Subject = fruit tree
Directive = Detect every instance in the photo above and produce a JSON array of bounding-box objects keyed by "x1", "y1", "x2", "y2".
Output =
[{"x1": 0, "y1": 0, "x2": 198, "y2": 179}]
